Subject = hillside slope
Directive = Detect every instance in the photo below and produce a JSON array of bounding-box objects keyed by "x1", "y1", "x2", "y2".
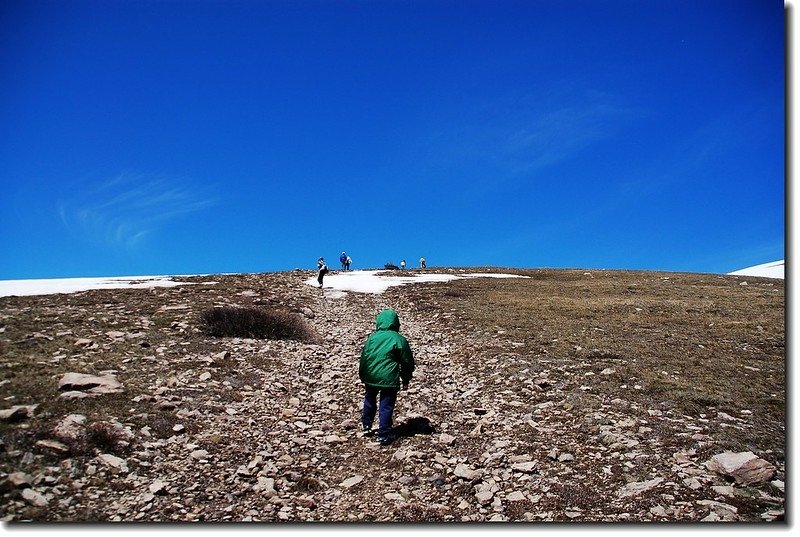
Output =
[{"x1": 0, "y1": 268, "x2": 785, "y2": 522}]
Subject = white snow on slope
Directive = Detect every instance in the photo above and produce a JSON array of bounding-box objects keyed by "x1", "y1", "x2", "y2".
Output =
[
  {"x1": 0, "y1": 276, "x2": 192, "y2": 298},
  {"x1": 728, "y1": 260, "x2": 784, "y2": 280},
  {"x1": 0, "y1": 270, "x2": 527, "y2": 299},
  {"x1": 305, "y1": 269, "x2": 529, "y2": 295}
]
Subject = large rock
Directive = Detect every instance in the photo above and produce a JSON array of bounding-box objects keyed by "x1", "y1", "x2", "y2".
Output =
[
  {"x1": 58, "y1": 373, "x2": 123, "y2": 394},
  {"x1": 706, "y1": 452, "x2": 776, "y2": 485},
  {"x1": 0, "y1": 405, "x2": 38, "y2": 422}
]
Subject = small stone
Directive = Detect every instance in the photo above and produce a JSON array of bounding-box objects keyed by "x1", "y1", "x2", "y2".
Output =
[
  {"x1": 712, "y1": 485, "x2": 735, "y2": 497},
  {"x1": 190, "y1": 449, "x2": 209, "y2": 460},
  {"x1": 0, "y1": 405, "x2": 38, "y2": 422},
  {"x1": 172, "y1": 424, "x2": 185, "y2": 433},
  {"x1": 453, "y1": 463, "x2": 481, "y2": 481},
  {"x1": 59, "y1": 391, "x2": 92, "y2": 400},
  {"x1": 683, "y1": 477, "x2": 702, "y2": 490},
  {"x1": 35, "y1": 439, "x2": 69, "y2": 455},
  {"x1": 618, "y1": 477, "x2": 664, "y2": 498},
  {"x1": 340, "y1": 475, "x2": 364, "y2": 489},
  {"x1": 506, "y1": 491, "x2": 525, "y2": 501},
  {"x1": 254, "y1": 477, "x2": 276, "y2": 496},
  {"x1": 558, "y1": 453, "x2": 575, "y2": 463},
  {"x1": 53, "y1": 414, "x2": 87, "y2": 442},
  {"x1": 7, "y1": 472, "x2": 33, "y2": 488},
  {"x1": 439, "y1": 433, "x2": 456, "y2": 446},
  {"x1": 475, "y1": 490, "x2": 494, "y2": 505},
  {"x1": 153, "y1": 400, "x2": 177, "y2": 411},
  {"x1": 510, "y1": 461, "x2": 538, "y2": 474},
  {"x1": 650, "y1": 506, "x2": 667, "y2": 517},
  {"x1": 21, "y1": 488, "x2": 48, "y2": 507},
  {"x1": 199, "y1": 372, "x2": 212, "y2": 382},
  {"x1": 96, "y1": 453, "x2": 129, "y2": 473},
  {"x1": 149, "y1": 480, "x2": 168, "y2": 495}
]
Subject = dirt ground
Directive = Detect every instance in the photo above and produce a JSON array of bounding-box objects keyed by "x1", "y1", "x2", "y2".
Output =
[{"x1": 0, "y1": 267, "x2": 785, "y2": 522}]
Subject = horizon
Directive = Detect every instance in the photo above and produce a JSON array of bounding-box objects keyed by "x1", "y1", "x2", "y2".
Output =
[
  {"x1": 0, "y1": 259, "x2": 783, "y2": 284},
  {"x1": 0, "y1": 0, "x2": 786, "y2": 279}
]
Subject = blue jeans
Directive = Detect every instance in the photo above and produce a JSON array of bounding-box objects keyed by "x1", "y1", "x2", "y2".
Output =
[{"x1": 362, "y1": 386, "x2": 398, "y2": 438}]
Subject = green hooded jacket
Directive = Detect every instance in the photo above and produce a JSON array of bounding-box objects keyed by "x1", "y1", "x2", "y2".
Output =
[{"x1": 359, "y1": 310, "x2": 415, "y2": 389}]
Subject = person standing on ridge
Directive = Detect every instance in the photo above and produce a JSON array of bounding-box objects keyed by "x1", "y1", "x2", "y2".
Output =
[
  {"x1": 359, "y1": 309, "x2": 415, "y2": 446},
  {"x1": 400, "y1": 260, "x2": 406, "y2": 270},
  {"x1": 420, "y1": 257, "x2": 426, "y2": 269},
  {"x1": 317, "y1": 257, "x2": 329, "y2": 288},
  {"x1": 345, "y1": 255, "x2": 352, "y2": 271},
  {"x1": 340, "y1": 252, "x2": 348, "y2": 270}
]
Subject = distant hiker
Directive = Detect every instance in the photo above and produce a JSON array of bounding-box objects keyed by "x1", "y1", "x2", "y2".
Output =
[
  {"x1": 359, "y1": 309, "x2": 415, "y2": 446},
  {"x1": 400, "y1": 260, "x2": 406, "y2": 270},
  {"x1": 340, "y1": 252, "x2": 348, "y2": 270},
  {"x1": 345, "y1": 256, "x2": 352, "y2": 271},
  {"x1": 420, "y1": 257, "x2": 426, "y2": 269},
  {"x1": 317, "y1": 257, "x2": 329, "y2": 288}
]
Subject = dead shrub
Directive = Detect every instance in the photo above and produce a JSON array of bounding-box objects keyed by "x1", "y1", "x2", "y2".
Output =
[
  {"x1": 64, "y1": 421, "x2": 131, "y2": 457},
  {"x1": 294, "y1": 476, "x2": 325, "y2": 493},
  {"x1": 200, "y1": 306, "x2": 317, "y2": 342},
  {"x1": 86, "y1": 422, "x2": 131, "y2": 455}
]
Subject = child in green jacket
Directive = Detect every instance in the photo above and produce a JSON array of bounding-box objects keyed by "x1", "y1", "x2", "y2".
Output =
[{"x1": 359, "y1": 309, "x2": 415, "y2": 445}]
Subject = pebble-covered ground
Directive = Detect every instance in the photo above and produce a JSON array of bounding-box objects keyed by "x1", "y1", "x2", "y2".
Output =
[{"x1": 0, "y1": 268, "x2": 785, "y2": 522}]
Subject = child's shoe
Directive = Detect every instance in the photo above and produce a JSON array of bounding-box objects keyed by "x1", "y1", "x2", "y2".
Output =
[
  {"x1": 361, "y1": 424, "x2": 374, "y2": 437},
  {"x1": 377, "y1": 434, "x2": 394, "y2": 446}
]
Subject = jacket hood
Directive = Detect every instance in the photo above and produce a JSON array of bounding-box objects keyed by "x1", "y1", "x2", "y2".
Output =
[{"x1": 375, "y1": 309, "x2": 400, "y2": 331}]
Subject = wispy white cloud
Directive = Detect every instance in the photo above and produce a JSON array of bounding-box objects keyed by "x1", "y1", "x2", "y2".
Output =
[
  {"x1": 499, "y1": 102, "x2": 644, "y2": 174},
  {"x1": 58, "y1": 173, "x2": 217, "y2": 249},
  {"x1": 421, "y1": 88, "x2": 647, "y2": 188}
]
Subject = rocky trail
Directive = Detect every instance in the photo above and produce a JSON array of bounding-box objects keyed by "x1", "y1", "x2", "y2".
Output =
[{"x1": 0, "y1": 269, "x2": 786, "y2": 522}]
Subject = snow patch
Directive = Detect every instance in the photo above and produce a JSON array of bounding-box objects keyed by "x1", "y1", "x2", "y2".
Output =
[
  {"x1": 307, "y1": 269, "x2": 528, "y2": 295},
  {"x1": 0, "y1": 276, "x2": 194, "y2": 298},
  {"x1": 728, "y1": 260, "x2": 784, "y2": 280}
]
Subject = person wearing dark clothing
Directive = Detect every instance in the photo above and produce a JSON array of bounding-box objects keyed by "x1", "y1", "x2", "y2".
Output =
[
  {"x1": 359, "y1": 309, "x2": 415, "y2": 445},
  {"x1": 339, "y1": 252, "x2": 348, "y2": 270},
  {"x1": 317, "y1": 257, "x2": 329, "y2": 288}
]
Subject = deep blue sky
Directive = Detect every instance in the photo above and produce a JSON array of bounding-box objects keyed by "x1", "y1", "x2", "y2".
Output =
[{"x1": 0, "y1": 0, "x2": 785, "y2": 279}]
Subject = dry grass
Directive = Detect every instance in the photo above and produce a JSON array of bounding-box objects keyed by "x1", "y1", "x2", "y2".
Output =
[{"x1": 404, "y1": 268, "x2": 785, "y2": 454}]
